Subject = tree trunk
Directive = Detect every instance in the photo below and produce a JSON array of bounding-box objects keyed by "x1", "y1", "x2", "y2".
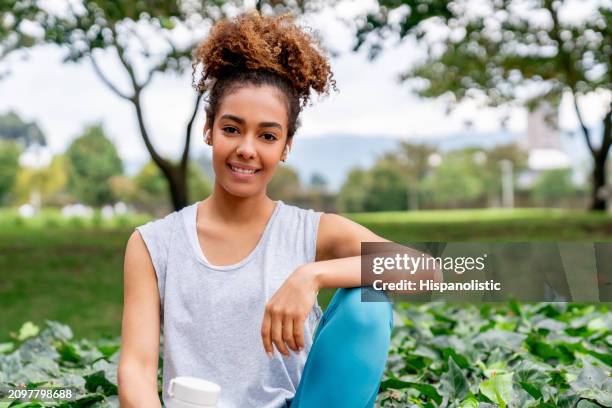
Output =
[
  {"x1": 167, "y1": 165, "x2": 188, "y2": 211},
  {"x1": 590, "y1": 153, "x2": 607, "y2": 211},
  {"x1": 589, "y1": 108, "x2": 611, "y2": 211}
]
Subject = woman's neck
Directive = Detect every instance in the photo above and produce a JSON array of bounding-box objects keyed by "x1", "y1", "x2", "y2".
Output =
[{"x1": 202, "y1": 183, "x2": 276, "y2": 226}]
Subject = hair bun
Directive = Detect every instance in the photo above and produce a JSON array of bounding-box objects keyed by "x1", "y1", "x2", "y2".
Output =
[{"x1": 193, "y1": 12, "x2": 335, "y2": 107}]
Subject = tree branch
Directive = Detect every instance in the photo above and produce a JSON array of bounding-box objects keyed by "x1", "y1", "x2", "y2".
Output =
[
  {"x1": 571, "y1": 89, "x2": 595, "y2": 155},
  {"x1": 113, "y1": 35, "x2": 143, "y2": 93},
  {"x1": 89, "y1": 54, "x2": 132, "y2": 101},
  {"x1": 181, "y1": 91, "x2": 203, "y2": 170},
  {"x1": 132, "y1": 92, "x2": 170, "y2": 172}
]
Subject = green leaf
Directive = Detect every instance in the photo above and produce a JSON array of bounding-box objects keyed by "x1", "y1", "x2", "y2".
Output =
[
  {"x1": 16, "y1": 322, "x2": 39, "y2": 341},
  {"x1": 442, "y1": 348, "x2": 470, "y2": 369},
  {"x1": 84, "y1": 370, "x2": 118, "y2": 396},
  {"x1": 56, "y1": 342, "x2": 82, "y2": 363},
  {"x1": 0, "y1": 342, "x2": 14, "y2": 354},
  {"x1": 570, "y1": 362, "x2": 612, "y2": 407},
  {"x1": 576, "y1": 401, "x2": 601, "y2": 408},
  {"x1": 380, "y1": 378, "x2": 442, "y2": 404},
  {"x1": 458, "y1": 396, "x2": 479, "y2": 408},
  {"x1": 479, "y1": 372, "x2": 514, "y2": 408},
  {"x1": 440, "y1": 357, "x2": 469, "y2": 400}
]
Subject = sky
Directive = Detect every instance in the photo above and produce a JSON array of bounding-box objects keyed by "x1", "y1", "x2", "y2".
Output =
[{"x1": 0, "y1": 0, "x2": 609, "y2": 169}]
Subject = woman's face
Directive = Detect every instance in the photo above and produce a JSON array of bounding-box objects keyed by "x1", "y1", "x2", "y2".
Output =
[{"x1": 205, "y1": 84, "x2": 291, "y2": 198}]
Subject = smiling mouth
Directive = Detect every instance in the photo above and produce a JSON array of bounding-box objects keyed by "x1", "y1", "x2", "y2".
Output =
[{"x1": 227, "y1": 164, "x2": 261, "y2": 175}]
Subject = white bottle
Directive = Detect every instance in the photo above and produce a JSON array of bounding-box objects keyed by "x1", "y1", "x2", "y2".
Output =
[{"x1": 166, "y1": 376, "x2": 221, "y2": 408}]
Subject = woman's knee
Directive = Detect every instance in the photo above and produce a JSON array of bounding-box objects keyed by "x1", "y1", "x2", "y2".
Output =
[{"x1": 335, "y1": 287, "x2": 393, "y2": 333}]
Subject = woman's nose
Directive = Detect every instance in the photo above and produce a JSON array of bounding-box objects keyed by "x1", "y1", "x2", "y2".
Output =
[{"x1": 236, "y1": 135, "x2": 256, "y2": 159}]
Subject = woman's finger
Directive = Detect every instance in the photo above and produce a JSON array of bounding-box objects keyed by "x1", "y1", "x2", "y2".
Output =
[
  {"x1": 282, "y1": 315, "x2": 297, "y2": 352},
  {"x1": 293, "y1": 315, "x2": 305, "y2": 351},
  {"x1": 271, "y1": 309, "x2": 290, "y2": 357},
  {"x1": 261, "y1": 308, "x2": 273, "y2": 356}
]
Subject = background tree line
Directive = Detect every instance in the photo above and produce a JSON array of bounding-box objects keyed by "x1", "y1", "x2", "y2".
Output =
[{"x1": 1, "y1": 111, "x2": 589, "y2": 214}]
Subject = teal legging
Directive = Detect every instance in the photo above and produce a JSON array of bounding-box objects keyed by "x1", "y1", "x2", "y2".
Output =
[{"x1": 288, "y1": 287, "x2": 394, "y2": 408}]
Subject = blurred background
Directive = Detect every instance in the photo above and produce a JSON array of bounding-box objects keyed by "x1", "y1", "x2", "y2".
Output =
[{"x1": 0, "y1": 0, "x2": 610, "y2": 346}]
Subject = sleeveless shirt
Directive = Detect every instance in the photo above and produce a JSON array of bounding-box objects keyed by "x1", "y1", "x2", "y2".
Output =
[{"x1": 135, "y1": 200, "x2": 324, "y2": 408}]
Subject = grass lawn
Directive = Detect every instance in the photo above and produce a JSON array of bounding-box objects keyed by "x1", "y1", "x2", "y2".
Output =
[{"x1": 1, "y1": 207, "x2": 611, "y2": 343}]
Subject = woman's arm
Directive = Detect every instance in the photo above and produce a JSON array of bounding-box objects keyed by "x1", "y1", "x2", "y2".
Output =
[
  {"x1": 307, "y1": 213, "x2": 440, "y2": 289},
  {"x1": 261, "y1": 214, "x2": 440, "y2": 357},
  {"x1": 118, "y1": 231, "x2": 163, "y2": 408}
]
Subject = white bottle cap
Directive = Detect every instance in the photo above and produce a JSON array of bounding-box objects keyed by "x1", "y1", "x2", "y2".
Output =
[{"x1": 168, "y1": 376, "x2": 221, "y2": 407}]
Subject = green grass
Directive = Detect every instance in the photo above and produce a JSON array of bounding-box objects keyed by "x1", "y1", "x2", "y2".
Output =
[
  {"x1": 1, "y1": 207, "x2": 611, "y2": 343},
  {"x1": 346, "y1": 207, "x2": 612, "y2": 241}
]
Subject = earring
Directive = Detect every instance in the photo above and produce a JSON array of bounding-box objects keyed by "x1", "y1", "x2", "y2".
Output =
[
  {"x1": 281, "y1": 146, "x2": 289, "y2": 162},
  {"x1": 204, "y1": 130, "x2": 211, "y2": 145}
]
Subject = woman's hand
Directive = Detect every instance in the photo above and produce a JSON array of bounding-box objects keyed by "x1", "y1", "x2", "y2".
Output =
[{"x1": 261, "y1": 265, "x2": 319, "y2": 357}]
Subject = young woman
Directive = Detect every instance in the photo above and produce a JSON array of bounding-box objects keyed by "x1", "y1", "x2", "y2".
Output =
[{"x1": 118, "y1": 12, "x2": 395, "y2": 408}]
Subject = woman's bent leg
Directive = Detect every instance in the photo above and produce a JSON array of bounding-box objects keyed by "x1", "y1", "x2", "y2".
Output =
[{"x1": 290, "y1": 287, "x2": 393, "y2": 408}]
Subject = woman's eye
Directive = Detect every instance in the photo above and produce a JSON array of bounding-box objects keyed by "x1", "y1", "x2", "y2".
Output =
[
  {"x1": 222, "y1": 126, "x2": 238, "y2": 134},
  {"x1": 262, "y1": 133, "x2": 278, "y2": 142}
]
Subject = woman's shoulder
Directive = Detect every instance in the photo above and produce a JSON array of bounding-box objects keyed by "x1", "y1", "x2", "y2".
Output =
[
  {"x1": 135, "y1": 202, "x2": 197, "y2": 242},
  {"x1": 277, "y1": 200, "x2": 323, "y2": 219},
  {"x1": 137, "y1": 209, "x2": 180, "y2": 234}
]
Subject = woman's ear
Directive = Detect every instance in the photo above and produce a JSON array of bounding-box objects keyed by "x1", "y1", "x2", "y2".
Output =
[
  {"x1": 281, "y1": 141, "x2": 292, "y2": 162},
  {"x1": 204, "y1": 127, "x2": 212, "y2": 146}
]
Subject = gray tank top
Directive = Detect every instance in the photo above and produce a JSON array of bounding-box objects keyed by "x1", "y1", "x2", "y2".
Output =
[{"x1": 135, "y1": 200, "x2": 324, "y2": 408}]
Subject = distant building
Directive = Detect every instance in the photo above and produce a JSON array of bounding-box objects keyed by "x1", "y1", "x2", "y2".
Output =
[{"x1": 518, "y1": 102, "x2": 572, "y2": 188}]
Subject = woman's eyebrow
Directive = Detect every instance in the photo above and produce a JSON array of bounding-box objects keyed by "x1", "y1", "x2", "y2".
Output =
[
  {"x1": 259, "y1": 121, "x2": 283, "y2": 130},
  {"x1": 220, "y1": 114, "x2": 282, "y2": 130}
]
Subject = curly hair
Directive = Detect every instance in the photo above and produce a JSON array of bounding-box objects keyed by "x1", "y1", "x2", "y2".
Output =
[{"x1": 192, "y1": 11, "x2": 336, "y2": 140}]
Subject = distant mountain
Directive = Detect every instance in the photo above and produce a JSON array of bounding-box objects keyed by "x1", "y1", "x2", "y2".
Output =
[
  {"x1": 288, "y1": 131, "x2": 527, "y2": 192},
  {"x1": 126, "y1": 129, "x2": 593, "y2": 193}
]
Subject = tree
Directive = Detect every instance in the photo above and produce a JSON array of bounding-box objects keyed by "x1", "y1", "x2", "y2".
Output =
[
  {"x1": 363, "y1": 156, "x2": 409, "y2": 212},
  {"x1": 0, "y1": 140, "x2": 21, "y2": 204},
  {"x1": 0, "y1": 111, "x2": 46, "y2": 147},
  {"x1": 4, "y1": 0, "x2": 334, "y2": 211},
  {"x1": 355, "y1": 0, "x2": 611, "y2": 210},
  {"x1": 129, "y1": 159, "x2": 212, "y2": 215},
  {"x1": 532, "y1": 168, "x2": 576, "y2": 207},
  {"x1": 308, "y1": 172, "x2": 328, "y2": 192},
  {"x1": 421, "y1": 149, "x2": 486, "y2": 208},
  {"x1": 393, "y1": 142, "x2": 438, "y2": 210},
  {"x1": 12, "y1": 154, "x2": 69, "y2": 206},
  {"x1": 66, "y1": 124, "x2": 123, "y2": 206},
  {"x1": 267, "y1": 165, "x2": 301, "y2": 202},
  {"x1": 337, "y1": 167, "x2": 369, "y2": 213}
]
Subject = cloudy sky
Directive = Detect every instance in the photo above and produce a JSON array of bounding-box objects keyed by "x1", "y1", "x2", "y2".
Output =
[{"x1": 0, "y1": 0, "x2": 608, "y2": 167}]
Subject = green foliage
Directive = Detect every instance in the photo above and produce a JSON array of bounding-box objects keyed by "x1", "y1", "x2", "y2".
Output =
[
  {"x1": 356, "y1": 1, "x2": 610, "y2": 108},
  {"x1": 65, "y1": 124, "x2": 123, "y2": 206},
  {"x1": 377, "y1": 302, "x2": 611, "y2": 407},
  {"x1": 338, "y1": 143, "x2": 529, "y2": 211},
  {"x1": 1, "y1": 302, "x2": 610, "y2": 408},
  {"x1": 422, "y1": 149, "x2": 486, "y2": 207},
  {"x1": 128, "y1": 160, "x2": 212, "y2": 214},
  {"x1": 338, "y1": 167, "x2": 369, "y2": 213},
  {"x1": 338, "y1": 157, "x2": 408, "y2": 213},
  {"x1": 267, "y1": 165, "x2": 301, "y2": 202},
  {"x1": 0, "y1": 321, "x2": 127, "y2": 407},
  {"x1": 354, "y1": 0, "x2": 612, "y2": 210},
  {"x1": 0, "y1": 111, "x2": 46, "y2": 147},
  {"x1": 12, "y1": 155, "x2": 69, "y2": 206},
  {"x1": 363, "y1": 158, "x2": 408, "y2": 212},
  {"x1": 532, "y1": 168, "x2": 578, "y2": 206},
  {"x1": 0, "y1": 140, "x2": 21, "y2": 204},
  {"x1": 308, "y1": 172, "x2": 328, "y2": 191}
]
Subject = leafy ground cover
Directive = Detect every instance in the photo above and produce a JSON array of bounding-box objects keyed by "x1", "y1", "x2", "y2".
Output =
[
  {"x1": 0, "y1": 302, "x2": 610, "y2": 407},
  {"x1": 379, "y1": 302, "x2": 611, "y2": 407}
]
